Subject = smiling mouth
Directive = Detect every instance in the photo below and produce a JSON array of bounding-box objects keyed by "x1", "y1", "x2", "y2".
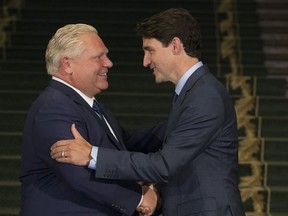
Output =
[{"x1": 98, "y1": 72, "x2": 107, "y2": 76}]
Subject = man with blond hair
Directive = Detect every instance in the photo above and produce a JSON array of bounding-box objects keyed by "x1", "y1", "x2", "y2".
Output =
[{"x1": 20, "y1": 23, "x2": 162, "y2": 216}]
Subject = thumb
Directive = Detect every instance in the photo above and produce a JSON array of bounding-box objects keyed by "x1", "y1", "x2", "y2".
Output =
[{"x1": 71, "y1": 124, "x2": 84, "y2": 140}]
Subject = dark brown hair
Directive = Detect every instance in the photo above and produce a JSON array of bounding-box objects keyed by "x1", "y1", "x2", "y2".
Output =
[{"x1": 135, "y1": 8, "x2": 202, "y2": 59}]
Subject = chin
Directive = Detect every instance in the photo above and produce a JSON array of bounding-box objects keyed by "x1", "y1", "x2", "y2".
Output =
[
  {"x1": 155, "y1": 78, "x2": 163, "y2": 84},
  {"x1": 102, "y1": 84, "x2": 109, "y2": 90}
]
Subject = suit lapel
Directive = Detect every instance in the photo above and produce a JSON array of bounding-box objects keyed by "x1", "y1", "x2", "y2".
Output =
[
  {"x1": 48, "y1": 79, "x2": 125, "y2": 150},
  {"x1": 164, "y1": 65, "x2": 209, "y2": 140},
  {"x1": 97, "y1": 102, "x2": 127, "y2": 150}
]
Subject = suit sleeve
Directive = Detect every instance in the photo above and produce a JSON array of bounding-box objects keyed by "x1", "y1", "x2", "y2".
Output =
[
  {"x1": 123, "y1": 121, "x2": 167, "y2": 153},
  {"x1": 95, "y1": 84, "x2": 227, "y2": 183},
  {"x1": 32, "y1": 97, "x2": 141, "y2": 215}
]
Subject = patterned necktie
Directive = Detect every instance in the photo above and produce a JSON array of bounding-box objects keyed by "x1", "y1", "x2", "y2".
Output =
[
  {"x1": 92, "y1": 99, "x2": 119, "y2": 142},
  {"x1": 92, "y1": 100, "x2": 104, "y2": 119}
]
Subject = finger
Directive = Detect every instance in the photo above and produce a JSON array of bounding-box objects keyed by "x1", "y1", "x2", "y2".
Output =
[
  {"x1": 51, "y1": 150, "x2": 59, "y2": 159},
  {"x1": 138, "y1": 206, "x2": 150, "y2": 214},
  {"x1": 50, "y1": 150, "x2": 61, "y2": 159},
  {"x1": 51, "y1": 151, "x2": 60, "y2": 159},
  {"x1": 51, "y1": 146, "x2": 65, "y2": 157},
  {"x1": 71, "y1": 124, "x2": 84, "y2": 140},
  {"x1": 51, "y1": 141, "x2": 69, "y2": 150},
  {"x1": 136, "y1": 206, "x2": 143, "y2": 212},
  {"x1": 142, "y1": 207, "x2": 150, "y2": 214},
  {"x1": 55, "y1": 157, "x2": 72, "y2": 164},
  {"x1": 50, "y1": 142, "x2": 58, "y2": 150},
  {"x1": 51, "y1": 149, "x2": 69, "y2": 159},
  {"x1": 141, "y1": 207, "x2": 151, "y2": 215}
]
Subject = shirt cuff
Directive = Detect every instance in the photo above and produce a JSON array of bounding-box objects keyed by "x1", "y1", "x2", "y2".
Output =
[
  {"x1": 137, "y1": 186, "x2": 144, "y2": 208},
  {"x1": 88, "y1": 146, "x2": 98, "y2": 170}
]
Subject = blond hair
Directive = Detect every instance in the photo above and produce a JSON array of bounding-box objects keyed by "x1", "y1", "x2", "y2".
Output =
[{"x1": 45, "y1": 23, "x2": 98, "y2": 75}]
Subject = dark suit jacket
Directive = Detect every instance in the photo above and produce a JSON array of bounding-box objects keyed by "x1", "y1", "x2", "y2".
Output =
[
  {"x1": 95, "y1": 65, "x2": 245, "y2": 216},
  {"x1": 20, "y1": 79, "x2": 164, "y2": 216}
]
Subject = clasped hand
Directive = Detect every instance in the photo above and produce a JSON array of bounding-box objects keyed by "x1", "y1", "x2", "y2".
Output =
[{"x1": 138, "y1": 183, "x2": 158, "y2": 216}]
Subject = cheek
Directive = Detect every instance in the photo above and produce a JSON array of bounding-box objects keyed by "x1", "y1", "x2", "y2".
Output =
[{"x1": 154, "y1": 54, "x2": 166, "y2": 68}]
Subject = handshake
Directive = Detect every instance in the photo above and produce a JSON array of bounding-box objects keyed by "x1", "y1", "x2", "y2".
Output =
[{"x1": 137, "y1": 183, "x2": 160, "y2": 216}]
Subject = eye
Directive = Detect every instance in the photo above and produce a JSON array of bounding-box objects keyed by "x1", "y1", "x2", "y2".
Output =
[
  {"x1": 91, "y1": 55, "x2": 105, "y2": 61},
  {"x1": 98, "y1": 53, "x2": 108, "y2": 60},
  {"x1": 89, "y1": 56, "x2": 98, "y2": 61},
  {"x1": 144, "y1": 49, "x2": 153, "y2": 55}
]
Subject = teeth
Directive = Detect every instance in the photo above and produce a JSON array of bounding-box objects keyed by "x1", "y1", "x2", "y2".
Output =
[{"x1": 98, "y1": 72, "x2": 107, "y2": 76}]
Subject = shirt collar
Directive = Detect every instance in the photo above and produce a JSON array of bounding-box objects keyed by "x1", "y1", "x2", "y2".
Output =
[
  {"x1": 52, "y1": 76, "x2": 94, "y2": 107},
  {"x1": 175, "y1": 61, "x2": 203, "y2": 95}
]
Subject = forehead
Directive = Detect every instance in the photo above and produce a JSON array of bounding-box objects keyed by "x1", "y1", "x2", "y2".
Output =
[{"x1": 80, "y1": 33, "x2": 108, "y2": 53}]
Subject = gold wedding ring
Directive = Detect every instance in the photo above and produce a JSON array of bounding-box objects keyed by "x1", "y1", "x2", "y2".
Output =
[{"x1": 61, "y1": 151, "x2": 65, "y2": 158}]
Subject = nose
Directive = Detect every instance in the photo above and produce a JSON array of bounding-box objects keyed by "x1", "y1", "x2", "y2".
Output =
[
  {"x1": 143, "y1": 53, "x2": 151, "y2": 68},
  {"x1": 105, "y1": 56, "x2": 113, "y2": 68}
]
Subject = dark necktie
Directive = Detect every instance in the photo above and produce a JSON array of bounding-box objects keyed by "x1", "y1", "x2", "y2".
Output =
[
  {"x1": 173, "y1": 92, "x2": 178, "y2": 105},
  {"x1": 92, "y1": 100, "x2": 104, "y2": 119},
  {"x1": 92, "y1": 100, "x2": 119, "y2": 142}
]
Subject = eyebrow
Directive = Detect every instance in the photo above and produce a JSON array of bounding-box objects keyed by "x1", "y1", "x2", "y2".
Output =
[{"x1": 143, "y1": 46, "x2": 152, "y2": 51}]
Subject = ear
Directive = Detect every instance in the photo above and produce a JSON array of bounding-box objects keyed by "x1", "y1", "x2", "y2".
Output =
[
  {"x1": 60, "y1": 56, "x2": 73, "y2": 75},
  {"x1": 171, "y1": 37, "x2": 184, "y2": 54}
]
